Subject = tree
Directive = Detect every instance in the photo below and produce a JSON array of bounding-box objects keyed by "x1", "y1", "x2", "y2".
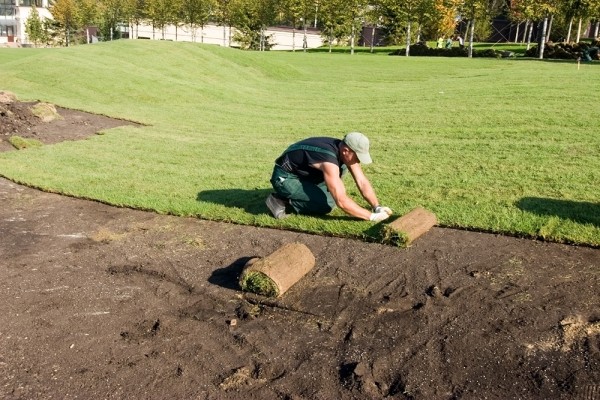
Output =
[
  {"x1": 346, "y1": 0, "x2": 369, "y2": 54},
  {"x1": 76, "y1": 0, "x2": 98, "y2": 43},
  {"x1": 146, "y1": 0, "x2": 172, "y2": 39},
  {"x1": 121, "y1": 0, "x2": 146, "y2": 39},
  {"x1": 319, "y1": 0, "x2": 351, "y2": 52},
  {"x1": 214, "y1": 0, "x2": 235, "y2": 46},
  {"x1": 527, "y1": 0, "x2": 560, "y2": 58},
  {"x1": 25, "y1": 6, "x2": 47, "y2": 46},
  {"x1": 384, "y1": 0, "x2": 430, "y2": 56},
  {"x1": 98, "y1": 0, "x2": 128, "y2": 40},
  {"x1": 231, "y1": 0, "x2": 278, "y2": 50},
  {"x1": 178, "y1": 0, "x2": 215, "y2": 43},
  {"x1": 278, "y1": 0, "x2": 306, "y2": 51},
  {"x1": 50, "y1": 0, "x2": 79, "y2": 46},
  {"x1": 457, "y1": 0, "x2": 499, "y2": 57},
  {"x1": 364, "y1": 2, "x2": 384, "y2": 52}
]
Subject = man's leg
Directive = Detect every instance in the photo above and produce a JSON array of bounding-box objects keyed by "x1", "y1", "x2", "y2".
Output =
[
  {"x1": 287, "y1": 179, "x2": 335, "y2": 215},
  {"x1": 270, "y1": 167, "x2": 335, "y2": 215}
]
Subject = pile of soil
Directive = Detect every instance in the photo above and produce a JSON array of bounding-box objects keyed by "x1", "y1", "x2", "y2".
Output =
[{"x1": 0, "y1": 96, "x2": 598, "y2": 399}]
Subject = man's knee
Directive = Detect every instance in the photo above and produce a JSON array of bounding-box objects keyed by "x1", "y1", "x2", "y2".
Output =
[
  {"x1": 290, "y1": 198, "x2": 335, "y2": 215},
  {"x1": 311, "y1": 202, "x2": 335, "y2": 215}
]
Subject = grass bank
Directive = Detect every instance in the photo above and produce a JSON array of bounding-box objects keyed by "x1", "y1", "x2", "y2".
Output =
[{"x1": 0, "y1": 40, "x2": 598, "y2": 246}]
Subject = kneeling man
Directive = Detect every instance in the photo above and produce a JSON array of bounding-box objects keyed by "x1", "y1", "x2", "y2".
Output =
[{"x1": 266, "y1": 132, "x2": 392, "y2": 222}]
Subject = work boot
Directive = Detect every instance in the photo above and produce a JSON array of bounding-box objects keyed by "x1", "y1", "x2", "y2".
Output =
[{"x1": 266, "y1": 194, "x2": 289, "y2": 219}]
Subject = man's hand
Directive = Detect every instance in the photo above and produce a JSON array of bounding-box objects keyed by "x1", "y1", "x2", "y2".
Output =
[
  {"x1": 370, "y1": 211, "x2": 390, "y2": 222},
  {"x1": 374, "y1": 206, "x2": 393, "y2": 215}
]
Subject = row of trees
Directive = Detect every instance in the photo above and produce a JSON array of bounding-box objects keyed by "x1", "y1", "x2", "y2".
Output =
[{"x1": 28, "y1": 0, "x2": 600, "y2": 57}]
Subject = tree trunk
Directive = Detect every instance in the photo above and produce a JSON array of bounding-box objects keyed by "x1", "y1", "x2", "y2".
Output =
[
  {"x1": 328, "y1": 27, "x2": 333, "y2": 53},
  {"x1": 566, "y1": 16, "x2": 573, "y2": 43},
  {"x1": 223, "y1": 26, "x2": 226, "y2": 46},
  {"x1": 514, "y1": 23, "x2": 519, "y2": 43},
  {"x1": 405, "y1": 19, "x2": 411, "y2": 56},
  {"x1": 468, "y1": 19, "x2": 475, "y2": 58},
  {"x1": 350, "y1": 23, "x2": 355, "y2": 55},
  {"x1": 545, "y1": 14, "x2": 553, "y2": 42},
  {"x1": 303, "y1": 20, "x2": 307, "y2": 52},
  {"x1": 370, "y1": 25, "x2": 375, "y2": 53},
  {"x1": 576, "y1": 18, "x2": 582, "y2": 42},
  {"x1": 526, "y1": 20, "x2": 533, "y2": 49},
  {"x1": 292, "y1": 27, "x2": 296, "y2": 51},
  {"x1": 594, "y1": 21, "x2": 600, "y2": 38},
  {"x1": 539, "y1": 18, "x2": 547, "y2": 59}
]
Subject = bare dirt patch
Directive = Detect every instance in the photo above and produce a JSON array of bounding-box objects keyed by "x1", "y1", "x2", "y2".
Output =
[
  {"x1": 0, "y1": 97, "x2": 138, "y2": 151},
  {"x1": 0, "y1": 100, "x2": 598, "y2": 399}
]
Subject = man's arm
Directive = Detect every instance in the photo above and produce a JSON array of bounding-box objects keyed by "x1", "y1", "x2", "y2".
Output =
[
  {"x1": 314, "y1": 162, "x2": 373, "y2": 220},
  {"x1": 347, "y1": 162, "x2": 379, "y2": 209}
]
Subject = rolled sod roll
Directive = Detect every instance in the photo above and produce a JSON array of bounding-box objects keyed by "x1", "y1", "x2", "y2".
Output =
[
  {"x1": 381, "y1": 207, "x2": 437, "y2": 247},
  {"x1": 239, "y1": 243, "x2": 315, "y2": 297}
]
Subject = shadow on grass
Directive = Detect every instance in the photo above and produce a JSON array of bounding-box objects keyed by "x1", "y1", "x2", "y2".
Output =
[
  {"x1": 512, "y1": 58, "x2": 600, "y2": 65},
  {"x1": 516, "y1": 197, "x2": 600, "y2": 226},
  {"x1": 198, "y1": 188, "x2": 363, "y2": 221},
  {"x1": 197, "y1": 188, "x2": 272, "y2": 215},
  {"x1": 208, "y1": 256, "x2": 255, "y2": 290}
]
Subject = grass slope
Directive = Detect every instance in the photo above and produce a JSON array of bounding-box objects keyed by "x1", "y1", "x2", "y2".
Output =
[{"x1": 0, "y1": 41, "x2": 599, "y2": 245}]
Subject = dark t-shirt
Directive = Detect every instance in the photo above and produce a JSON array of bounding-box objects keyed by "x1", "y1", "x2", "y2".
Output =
[{"x1": 275, "y1": 137, "x2": 343, "y2": 183}]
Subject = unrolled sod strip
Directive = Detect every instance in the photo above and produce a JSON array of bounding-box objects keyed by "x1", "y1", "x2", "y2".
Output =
[
  {"x1": 239, "y1": 243, "x2": 316, "y2": 297},
  {"x1": 381, "y1": 207, "x2": 437, "y2": 247}
]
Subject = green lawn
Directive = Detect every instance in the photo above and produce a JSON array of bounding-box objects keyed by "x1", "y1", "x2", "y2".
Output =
[{"x1": 0, "y1": 40, "x2": 598, "y2": 246}]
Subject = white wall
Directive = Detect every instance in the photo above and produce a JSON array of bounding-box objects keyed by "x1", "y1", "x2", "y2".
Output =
[{"x1": 130, "y1": 23, "x2": 323, "y2": 51}]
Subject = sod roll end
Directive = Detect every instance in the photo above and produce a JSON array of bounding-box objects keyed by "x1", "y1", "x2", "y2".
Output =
[
  {"x1": 239, "y1": 243, "x2": 315, "y2": 297},
  {"x1": 382, "y1": 207, "x2": 437, "y2": 247}
]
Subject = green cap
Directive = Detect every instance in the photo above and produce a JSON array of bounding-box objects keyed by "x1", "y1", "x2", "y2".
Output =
[{"x1": 343, "y1": 132, "x2": 372, "y2": 164}]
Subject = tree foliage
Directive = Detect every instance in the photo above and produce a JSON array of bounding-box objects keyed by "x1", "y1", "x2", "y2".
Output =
[
  {"x1": 50, "y1": 0, "x2": 79, "y2": 46},
  {"x1": 25, "y1": 6, "x2": 47, "y2": 46},
  {"x1": 46, "y1": 0, "x2": 600, "y2": 51}
]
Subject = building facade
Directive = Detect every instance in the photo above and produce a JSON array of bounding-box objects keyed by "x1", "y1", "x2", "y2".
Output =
[{"x1": 0, "y1": 0, "x2": 52, "y2": 46}]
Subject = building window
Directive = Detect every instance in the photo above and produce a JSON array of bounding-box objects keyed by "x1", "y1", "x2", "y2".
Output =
[
  {"x1": 0, "y1": 25, "x2": 15, "y2": 37},
  {"x1": 20, "y1": 0, "x2": 42, "y2": 6},
  {"x1": 0, "y1": 0, "x2": 16, "y2": 17}
]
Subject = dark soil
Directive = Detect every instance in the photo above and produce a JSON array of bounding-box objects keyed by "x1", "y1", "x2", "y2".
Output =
[
  {"x1": 0, "y1": 99, "x2": 599, "y2": 399},
  {"x1": 0, "y1": 99, "x2": 138, "y2": 151}
]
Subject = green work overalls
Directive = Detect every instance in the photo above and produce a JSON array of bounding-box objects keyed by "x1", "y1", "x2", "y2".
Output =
[{"x1": 270, "y1": 144, "x2": 346, "y2": 215}]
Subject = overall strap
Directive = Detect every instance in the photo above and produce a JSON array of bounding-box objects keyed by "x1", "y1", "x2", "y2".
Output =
[{"x1": 283, "y1": 144, "x2": 337, "y2": 159}]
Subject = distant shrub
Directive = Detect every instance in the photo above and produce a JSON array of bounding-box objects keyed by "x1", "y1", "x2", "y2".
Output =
[
  {"x1": 390, "y1": 43, "x2": 502, "y2": 58},
  {"x1": 524, "y1": 40, "x2": 600, "y2": 59}
]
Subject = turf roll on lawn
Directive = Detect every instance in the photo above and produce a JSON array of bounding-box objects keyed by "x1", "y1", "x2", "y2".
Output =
[
  {"x1": 381, "y1": 207, "x2": 437, "y2": 247},
  {"x1": 239, "y1": 243, "x2": 315, "y2": 297}
]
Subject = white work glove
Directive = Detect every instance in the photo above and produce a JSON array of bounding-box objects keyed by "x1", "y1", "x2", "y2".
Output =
[
  {"x1": 370, "y1": 211, "x2": 390, "y2": 222},
  {"x1": 374, "y1": 206, "x2": 393, "y2": 216}
]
